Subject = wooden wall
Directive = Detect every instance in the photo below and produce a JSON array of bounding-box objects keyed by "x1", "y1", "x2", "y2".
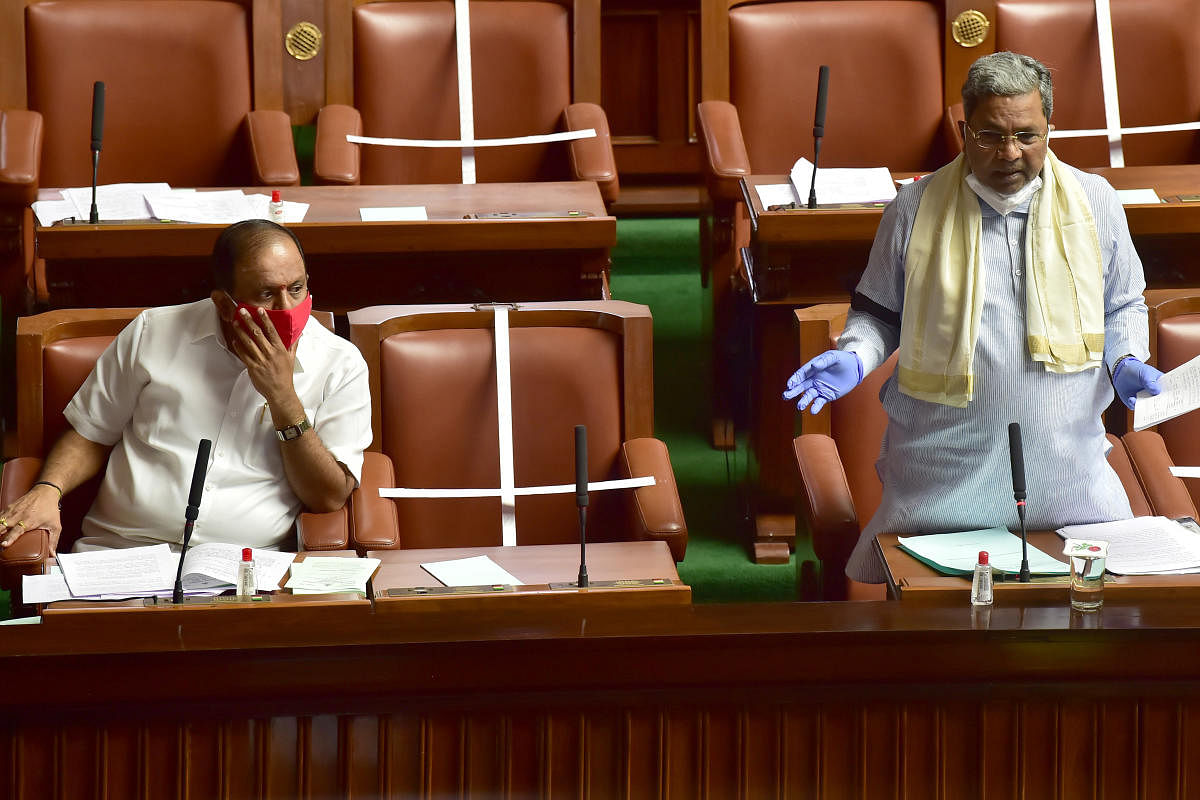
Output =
[{"x1": 5, "y1": 600, "x2": 1200, "y2": 798}]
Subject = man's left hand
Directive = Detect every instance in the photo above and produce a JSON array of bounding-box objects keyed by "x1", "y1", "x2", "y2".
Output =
[
  {"x1": 1113, "y1": 357, "x2": 1163, "y2": 410},
  {"x1": 231, "y1": 307, "x2": 299, "y2": 407}
]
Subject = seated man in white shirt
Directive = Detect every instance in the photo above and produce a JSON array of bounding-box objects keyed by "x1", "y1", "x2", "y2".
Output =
[{"x1": 0, "y1": 219, "x2": 372, "y2": 553}]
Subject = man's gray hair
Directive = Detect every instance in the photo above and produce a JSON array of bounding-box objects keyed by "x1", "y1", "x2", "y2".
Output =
[{"x1": 962, "y1": 51, "x2": 1053, "y2": 123}]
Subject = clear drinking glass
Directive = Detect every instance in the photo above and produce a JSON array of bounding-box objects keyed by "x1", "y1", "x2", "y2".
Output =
[{"x1": 1068, "y1": 553, "x2": 1105, "y2": 611}]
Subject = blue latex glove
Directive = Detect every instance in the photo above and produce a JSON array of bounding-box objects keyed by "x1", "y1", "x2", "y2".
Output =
[
  {"x1": 783, "y1": 350, "x2": 863, "y2": 414},
  {"x1": 1112, "y1": 356, "x2": 1163, "y2": 410}
]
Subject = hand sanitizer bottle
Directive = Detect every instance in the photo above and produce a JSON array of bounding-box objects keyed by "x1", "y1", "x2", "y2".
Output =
[
  {"x1": 971, "y1": 550, "x2": 993, "y2": 606},
  {"x1": 268, "y1": 190, "x2": 285, "y2": 223},
  {"x1": 237, "y1": 547, "x2": 256, "y2": 598}
]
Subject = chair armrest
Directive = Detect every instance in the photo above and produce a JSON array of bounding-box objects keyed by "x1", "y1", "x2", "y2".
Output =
[
  {"x1": 1122, "y1": 430, "x2": 1200, "y2": 520},
  {"x1": 793, "y1": 434, "x2": 859, "y2": 568},
  {"x1": 0, "y1": 458, "x2": 51, "y2": 604},
  {"x1": 245, "y1": 110, "x2": 300, "y2": 186},
  {"x1": 944, "y1": 102, "x2": 965, "y2": 154},
  {"x1": 562, "y1": 102, "x2": 619, "y2": 207},
  {"x1": 313, "y1": 104, "x2": 363, "y2": 185},
  {"x1": 620, "y1": 438, "x2": 687, "y2": 562},
  {"x1": 349, "y1": 452, "x2": 399, "y2": 551},
  {"x1": 0, "y1": 110, "x2": 43, "y2": 206},
  {"x1": 297, "y1": 505, "x2": 349, "y2": 551},
  {"x1": 696, "y1": 101, "x2": 750, "y2": 204}
]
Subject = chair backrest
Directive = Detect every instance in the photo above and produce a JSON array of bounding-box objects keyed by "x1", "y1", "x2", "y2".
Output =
[
  {"x1": 994, "y1": 0, "x2": 1200, "y2": 167},
  {"x1": 6, "y1": 0, "x2": 280, "y2": 187},
  {"x1": 327, "y1": 0, "x2": 599, "y2": 185},
  {"x1": 348, "y1": 301, "x2": 654, "y2": 549},
  {"x1": 702, "y1": 0, "x2": 950, "y2": 173},
  {"x1": 1145, "y1": 290, "x2": 1200, "y2": 508}
]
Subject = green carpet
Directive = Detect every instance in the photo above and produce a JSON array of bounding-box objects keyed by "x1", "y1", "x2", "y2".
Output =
[{"x1": 610, "y1": 218, "x2": 796, "y2": 603}]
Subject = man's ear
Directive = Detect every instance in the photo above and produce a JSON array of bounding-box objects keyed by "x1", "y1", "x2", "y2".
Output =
[{"x1": 211, "y1": 290, "x2": 236, "y2": 321}]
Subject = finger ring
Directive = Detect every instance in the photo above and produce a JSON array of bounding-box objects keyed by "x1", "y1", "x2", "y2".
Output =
[
  {"x1": 15, "y1": 521, "x2": 25, "y2": 528},
  {"x1": 0, "y1": 518, "x2": 6, "y2": 526}
]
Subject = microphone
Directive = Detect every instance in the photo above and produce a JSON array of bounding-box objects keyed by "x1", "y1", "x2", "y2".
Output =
[
  {"x1": 574, "y1": 424, "x2": 588, "y2": 588},
  {"x1": 172, "y1": 439, "x2": 212, "y2": 603},
  {"x1": 88, "y1": 81, "x2": 105, "y2": 224},
  {"x1": 807, "y1": 65, "x2": 830, "y2": 209},
  {"x1": 1008, "y1": 422, "x2": 1031, "y2": 582}
]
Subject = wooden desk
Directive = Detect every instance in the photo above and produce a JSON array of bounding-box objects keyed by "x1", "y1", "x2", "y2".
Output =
[
  {"x1": 738, "y1": 167, "x2": 1200, "y2": 562},
  {"x1": 370, "y1": 540, "x2": 690, "y2": 612},
  {"x1": 33, "y1": 182, "x2": 615, "y2": 312},
  {"x1": 876, "y1": 530, "x2": 1200, "y2": 606},
  {"x1": 6, "y1": 598, "x2": 1200, "y2": 797}
]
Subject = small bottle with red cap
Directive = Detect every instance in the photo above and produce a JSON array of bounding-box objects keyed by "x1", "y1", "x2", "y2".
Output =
[
  {"x1": 268, "y1": 190, "x2": 285, "y2": 223},
  {"x1": 236, "y1": 547, "x2": 256, "y2": 598},
  {"x1": 971, "y1": 550, "x2": 993, "y2": 606}
]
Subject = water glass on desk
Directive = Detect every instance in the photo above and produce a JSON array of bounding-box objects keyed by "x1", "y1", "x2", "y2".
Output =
[{"x1": 1063, "y1": 538, "x2": 1108, "y2": 612}]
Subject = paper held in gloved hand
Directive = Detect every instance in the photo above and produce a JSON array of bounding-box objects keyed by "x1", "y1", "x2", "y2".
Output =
[{"x1": 1133, "y1": 353, "x2": 1200, "y2": 431}]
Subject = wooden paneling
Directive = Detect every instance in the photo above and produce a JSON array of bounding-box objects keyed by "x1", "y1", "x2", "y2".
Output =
[{"x1": 4, "y1": 602, "x2": 1200, "y2": 796}]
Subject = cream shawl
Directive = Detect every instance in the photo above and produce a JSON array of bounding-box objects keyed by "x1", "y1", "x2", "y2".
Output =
[{"x1": 897, "y1": 150, "x2": 1104, "y2": 407}]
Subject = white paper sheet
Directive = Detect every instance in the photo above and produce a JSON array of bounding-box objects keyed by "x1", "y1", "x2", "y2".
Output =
[
  {"x1": 1133, "y1": 353, "x2": 1200, "y2": 431},
  {"x1": 360, "y1": 206, "x2": 428, "y2": 222},
  {"x1": 146, "y1": 190, "x2": 258, "y2": 224},
  {"x1": 21, "y1": 571, "x2": 73, "y2": 604},
  {"x1": 31, "y1": 199, "x2": 79, "y2": 226},
  {"x1": 755, "y1": 183, "x2": 799, "y2": 209},
  {"x1": 420, "y1": 555, "x2": 524, "y2": 587},
  {"x1": 1115, "y1": 188, "x2": 1161, "y2": 204},
  {"x1": 55, "y1": 543, "x2": 174, "y2": 596},
  {"x1": 285, "y1": 556, "x2": 380, "y2": 594},
  {"x1": 61, "y1": 182, "x2": 173, "y2": 220},
  {"x1": 1058, "y1": 516, "x2": 1200, "y2": 574},
  {"x1": 789, "y1": 157, "x2": 897, "y2": 206}
]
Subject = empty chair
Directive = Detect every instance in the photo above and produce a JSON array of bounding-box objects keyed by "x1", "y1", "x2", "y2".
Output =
[
  {"x1": 345, "y1": 301, "x2": 687, "y2": 560},
  {"x1": 313, "y1": 0, "x2": 618, "y2": 206}
]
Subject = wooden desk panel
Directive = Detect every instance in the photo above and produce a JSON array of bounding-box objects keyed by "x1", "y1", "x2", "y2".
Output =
[
  {"x1": 370, "y1": 540, "x2": 690, "y2": 612},
  {"x1": 34, "y1": 182, "x2": 615, "y2": 312},
  {"x1": 6, "y1": 600, "x2": 1200, "y2": 797}
]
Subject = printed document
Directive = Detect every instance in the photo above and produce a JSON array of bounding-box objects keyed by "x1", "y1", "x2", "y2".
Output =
[
  {"x1": 286, "y1": 556, "x2": 380, "y2": 594},
  {"x1": 1133, "y1": 353, "x2": 1200, "y2": 431},
  {"x1": 1057, "y1": 516, "x2": 1200, "y2": 574},
  {"x1": 897, "y1": 527, "x2": 1068, "y2": 575},
  {"x1": 789, "y1": 157, "x2": 897, "y2": 206}
]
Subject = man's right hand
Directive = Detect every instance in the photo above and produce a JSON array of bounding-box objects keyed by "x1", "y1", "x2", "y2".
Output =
[
  {"x1": 783, "y1": 350, "x2": 864, "y2": 414},
  {"x1": 0, "y1": 483, "x2": 63, "y2": 553}
]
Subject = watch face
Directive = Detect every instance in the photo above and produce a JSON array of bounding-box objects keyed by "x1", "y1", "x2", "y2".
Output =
[{"x1": 281, "y1": 426, "x2": 303, "y2": 440}]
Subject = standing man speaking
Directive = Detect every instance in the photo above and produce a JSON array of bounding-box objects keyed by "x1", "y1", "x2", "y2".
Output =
[{"x1": 784, "y1": 52, "x2": 1162, "y2": 583}]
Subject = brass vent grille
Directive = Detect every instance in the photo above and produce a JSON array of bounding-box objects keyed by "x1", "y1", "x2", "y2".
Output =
[
  {"x1": 285, "y1": 21, "x2": 322, "y2": 61},
  {"x1": 952, "y1": 10, "x2": 990, "y2": 48}
]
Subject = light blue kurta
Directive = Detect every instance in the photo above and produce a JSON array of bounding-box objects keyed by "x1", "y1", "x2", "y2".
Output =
[{"x1": 839, "y1": 161, "x2": 1148, "y2": 582}]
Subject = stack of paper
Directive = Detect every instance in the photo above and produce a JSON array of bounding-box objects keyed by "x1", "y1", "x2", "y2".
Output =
[
  {"x1": 897, "y1": 527, "x2": 1069, "y2": 576},
  {"x1": 789, "y1": 157, "x2": 898, "y2": 205},
  {"x1": 285, "y1": 556, "x2": 380, "y2": 594},
  {"x1": 1057, "y1": 516, "x2": 1200, "y2": 574},
  {"x1": 31, "y1": 183, "x2": 309, "y2": 226},
  {"x1": 1133, "y1": 353, "x2": 1200, "y2": 431},
  {"x1": 21, "y1": 542, "x2": 296, "y2": 603}
]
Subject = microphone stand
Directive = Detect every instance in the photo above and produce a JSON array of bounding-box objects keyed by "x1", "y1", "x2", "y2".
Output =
[
  {"x1": 88, "y1": 149, "x2": 100, "y2": 224},
  {"x1": 1016, "y1": 498, "x2": 1031, "y2": 583},
  {"x1": 575, "y1": 424, "x2": 589, "y2": 588},
  {"x1": 576, "y1": 502, "x2": 588, "y2": 588},
  {"x1": 807, "y1": 136, "x2": 823, "y2": 210},
  {"x1": 172, "y1": 511, "x2": 198, "y2": 604}
]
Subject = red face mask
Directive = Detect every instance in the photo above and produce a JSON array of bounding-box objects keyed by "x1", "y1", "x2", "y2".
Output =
[{"x1": 232, "y1": 293, "x2": 312, "y2": 349}]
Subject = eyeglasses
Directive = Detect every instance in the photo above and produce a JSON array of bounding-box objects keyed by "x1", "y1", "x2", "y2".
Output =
[{"x1": 965, "y1": 124, "x2": 1048, "y2": 151}]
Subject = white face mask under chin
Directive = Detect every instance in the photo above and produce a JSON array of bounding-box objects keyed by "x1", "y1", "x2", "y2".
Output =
[{"x1": 965, "y1": 173, "x2": 1043, "y2": 216}]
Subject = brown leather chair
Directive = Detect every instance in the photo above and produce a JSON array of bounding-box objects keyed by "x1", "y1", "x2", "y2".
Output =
[
  {"x1": 0, "y1": 0, "x2": 299, "y2": 305},
  {"x1": 0, "y1": 307, "x2": 349, "y2": 610},
  {"x1": 313, "y1": 0, "x2": 618, "y2": 206},
  {"x1": 791, "y1": 303, "x2": 1193, "y2": 600},
  {"x1": 945, "y1": 0, "x2": 1200, "y2": 167},
  {"x1": 696, "y1": 0, "x2": 953, "y2": 448},
  {"x1": 345, "y1": 301, "x2": 687, "y2": 560},
  {"x1": 1141, "y1": 289, "x2": 1200, "y2": 511}
]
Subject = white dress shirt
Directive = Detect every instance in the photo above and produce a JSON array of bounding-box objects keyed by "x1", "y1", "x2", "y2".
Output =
[{"x1": 65, "y1": 299, "x2": 372, "y2": 551}]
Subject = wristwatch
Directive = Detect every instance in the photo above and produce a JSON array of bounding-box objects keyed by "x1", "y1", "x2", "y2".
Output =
[{"x1": 275, "y1": 417, "x2": 312, "y2": 441}]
